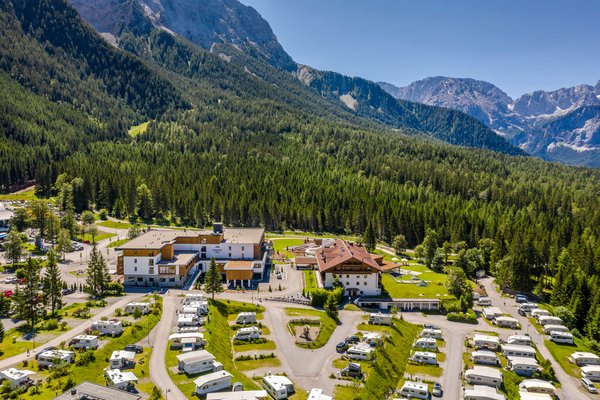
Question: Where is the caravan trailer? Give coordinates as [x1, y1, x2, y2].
[502, 344, 536, 359]
[368, 313, 392, 325]
[518, 379, 556, 394]
[471, 350, 500, 366]
[177, 350, 218, 374]
[507, 356, 539, 376]
[582, 366, 600, 382]
[549, 331, 574, 344]
[398, 381, 429, 400]
[543, 324, 569, 334]
[473, 334, 500, 350]
[233, 327, 262, 341]
[413, 338, 437, 350]
[477, 297, 492, 306]
[69, 335, 99, 350]
[420, 328, 443, 339]
[464, 385, 506, 400]
[177, 314, 202, 327]
[124, 302, 152, 315]
[109, 350, 136, 369]
[37, 350, 75, 368]
[235, 312, 257, 325]
[346, 344, 374, 361]
[262, 375, 295, 400]
[538, 316, 563, 326]
[507, 335, 532, 346]
[494, 316, 519, 329]
[168, 332, 205, 350]
[571, 352, 600, 366]
[411, 351, 437, 365]
[183, 293, 205, 305]
[194, 371, 233, 395]
[465, 366, 503, 388]
[531, 309, 551, 320]
[91, 319, 123, 337]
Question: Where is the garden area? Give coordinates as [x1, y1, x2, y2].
[284, 308, 337, 349]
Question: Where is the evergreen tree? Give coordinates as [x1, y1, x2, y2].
[137, 183, 154, 220]
[4, 228, 23, 267]
[10, 208, 30, 232]
[204, 257, 223, 300]
[43, 250, 63, 316]
[86, 244, 111, 298]
[0, 320, 4, 343]
[421, 228, 439, 269]
[56, 228, 72, 260]
[325, 294, 339, 321]
[363, 220, 376, 252]
[12, 258, 45, 329]
[30, 201, 50, 241]
[392, 234, 407, 255]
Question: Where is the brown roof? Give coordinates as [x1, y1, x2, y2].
[295, 256, 317, 265]
[316, 240, 381, 273]
[224, 261, 254, 270]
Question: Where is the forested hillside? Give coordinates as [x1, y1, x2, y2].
[1, 0, 600, 308]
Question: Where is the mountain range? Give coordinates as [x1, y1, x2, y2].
[66, 0, 521, 156]
[379, 77, 600, 167]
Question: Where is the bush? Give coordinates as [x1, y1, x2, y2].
[310, 289, 330, 307]
[38, 319, 59, 331]
[447, 309, 477, 324]
[75, 351, 96, 366]
[98, 209, 108, 220]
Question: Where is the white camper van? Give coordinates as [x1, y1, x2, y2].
[477, 297, 492, 307]
[413, 337, 437, 350]
[420, 328, 443, 339]
[235, 312, 257, 325]
[398, 381, 429, 400]
[262, 375, 295, 400]
[69, 335, 99, 350]
[549, 331, 574, 344]
[411, 351, 437, 365]
[233, 326, 262, 341]
[91, 319, 123, 337]
[346, 344, 374, 361]
[368, 313, 392, 325]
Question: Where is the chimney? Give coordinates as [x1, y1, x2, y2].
[213, 222, 223, 234]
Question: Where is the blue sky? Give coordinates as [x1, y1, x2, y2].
[240, 0, 600, 98]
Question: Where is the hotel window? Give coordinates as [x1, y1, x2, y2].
[149, 259, 154, 266]
[364, 282, 367, 285]
[346, 275, 349, 278]
[229, 246, 231, 250]
[134, 259, 137, 264]
[242, 254, 245, 258]
[149, 267, 154, 274]
[229, 253, 231, 257]
[364, 275, 367, 278]
[134, 267, 137, 272]
[346, 282, 349, 286]
[242, 246, 245, 250]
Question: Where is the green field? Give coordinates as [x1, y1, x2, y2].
[381, 273, 452, 299]
[233, 340, 277, 352]
[544, 338, 585, 377]
[75, 230, 116, 243]
[285, 307, 337, 348]
[272, 238, 304, 259]
[236, 356, 281, 371]
[128, 120, 151, 136]
[303, 270, 318, 292]
[108, 238, 131, 248]
[0, 186, 40, 201]
[334, 319, 420, 400]
[406, 363, 443, 377]
[97, 220, 136, 229]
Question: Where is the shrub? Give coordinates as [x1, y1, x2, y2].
[98, 209, 108, 220]
[75, 351, 96, 366]
[447, 309, 477, 324]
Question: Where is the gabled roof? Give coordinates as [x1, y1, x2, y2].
[316, 240, 381, 273]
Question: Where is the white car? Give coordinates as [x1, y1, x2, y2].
[3, 277, 17, 284]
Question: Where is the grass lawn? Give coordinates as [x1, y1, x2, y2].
[545, 338, 585, 377]
[266, 231, 358, 241]
[235, 357, 281, 371]
[381, 273, 452, 299]
[334, 319, 420, 400]
[129, 120, 151, 136]
[234, 340, 276, 352]
[0, 186, 40, 201]
[343, 304, 363, 311]
[284, 307, 337, 349]
[303, 270, 318, 293]
[75, 230, 116, 243]
[97, 220, 136, 229]
[108, 238, 131, 248]
[272, 238, 304, 259]
[405, 363, 443, 377]
[29, 298, 162, 399]
[502, 370, 525, 399]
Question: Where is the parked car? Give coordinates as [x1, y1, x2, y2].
[336, 342, 348, 353]
[345, 336, 360, 344]
[515, 294, 529, 303]
[3, 277, 17, 284]
[424, 324, 439, 330]
[17, 278, 25, 284]
[3, 290, 13, 298]
[62, 288, 75, 295]
[72, 242, 83, 251]
[124, 344, 143, 354]
[432, 383, 443, 397]
[582, 377, 598, 394]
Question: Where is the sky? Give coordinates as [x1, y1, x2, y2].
[240, 0, 600, 98]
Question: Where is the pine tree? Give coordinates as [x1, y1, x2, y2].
[363, 220, 376, 252]
[43, 250, 63, 316]
[86, 244, 110, 298]
[12, 258, 45, 329]
[204, 257, 223, 300]
[421, 228, 439, 269]
[56, 228, 72, 260]
[392, 234, 407, 255]
[0, 320, 4, 343]
[4, 228, 23, 267]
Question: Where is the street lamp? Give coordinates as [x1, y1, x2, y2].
[166, 388, 171, 400]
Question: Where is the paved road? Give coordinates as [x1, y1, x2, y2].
[149, 292, 188, 400]
[479, 277, 594, 400]
[0, 294, 138, 370]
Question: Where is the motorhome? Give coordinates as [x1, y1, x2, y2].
[262, 375, 295, 400]
[502, 344, 536, 359]
[537, 316, 563, 326]
[549, 331, 574, 344]
[194, 371, 233, 396]
[507, 356, 539, 376]
[37, 350, 76, 368]
[465, 366, 503, 388]
[124, 302, 152, 315]
[464, 385, 506, 400]
[543, 324, 569, 334]
[411, 351, 437, 365]
[346, 344, 374, 361]
[91, 319, 123, 337]
[233, 326, 262, 341]
[482, 307, 502, 320]
[168, 332, 205, 350]
[473, 334, 500, 350]
[518, 379, 556, 394]
[471, 350, 500, 366]
[206, 391, 269, 400]
[235, 312, 257, 325]
[177, 314, 202, 327]
[307, 388, 332, 400]
[182, 304, 209, 316]
[183, 293, 205, 305]
[571, 352, 600, 366]
[413, 337, 437, 350]
[477, 297, 493, 307]
[362, 332, 383, 347]
[109, 350, 136, 369]
[531, 309, 551, 320]
[581, 366, 600, 382]
[518, 303, 539, 313]
[0, 369, 35, 388]
[177, 350, 218, 374]
[368, 313, 392, 325]
[398, 381, 429, 400]
[506, 335, 532, 346]
[69, 335, 99, 350]
[420, 328, 443, 339]
[104, 369, 138, 391]
[494, 316, 519, 329]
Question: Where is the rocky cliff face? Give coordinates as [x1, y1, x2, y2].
[379, 77, 600, 167]
[68, 0, 297, 71]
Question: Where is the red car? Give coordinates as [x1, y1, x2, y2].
[3, 290, 13, 298]
[17, 278, 25, 284]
